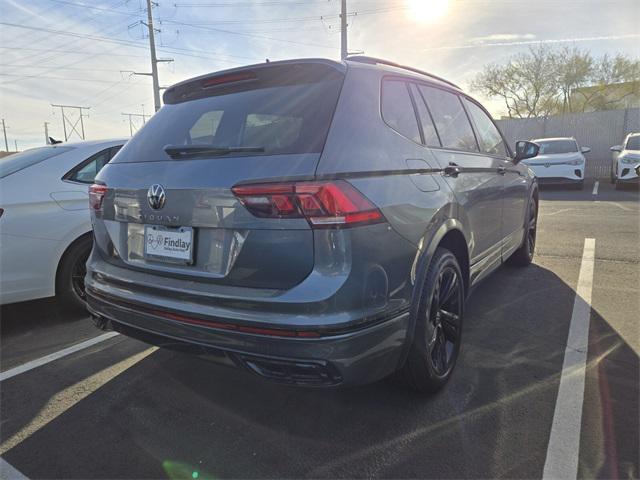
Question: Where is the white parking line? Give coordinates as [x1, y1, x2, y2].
[592, 181, 599, 195]
[543, 238, 595, 480]
[0, 332, 119, 382]
[0, 457, 29, 480]
[0, 346, 157, 455]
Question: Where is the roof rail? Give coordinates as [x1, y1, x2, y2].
[346, 55, 460, 90]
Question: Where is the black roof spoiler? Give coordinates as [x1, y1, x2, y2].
[163, 58, 346, 105]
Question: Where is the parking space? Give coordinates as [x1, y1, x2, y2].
[1, 179, 638, 479]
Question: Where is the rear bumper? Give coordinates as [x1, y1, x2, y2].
[86, 288, 411, 386]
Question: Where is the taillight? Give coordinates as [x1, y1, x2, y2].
[89, 184, 108, 211]
[231, 180, 385, 228]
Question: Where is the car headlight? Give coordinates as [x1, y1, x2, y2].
[620, 156, 638, 164]
[567, 159, 584, 165]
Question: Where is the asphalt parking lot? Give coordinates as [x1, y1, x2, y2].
[1, 179, 638, 480]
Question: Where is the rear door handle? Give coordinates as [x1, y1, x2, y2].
[444, 163, 461, 177]
[498, 166, 507, 175]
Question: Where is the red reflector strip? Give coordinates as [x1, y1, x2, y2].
[202, 71, 257, 88]
[150, 309, 321, 338]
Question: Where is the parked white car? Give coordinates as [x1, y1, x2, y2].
[0, 139, 125, 308]
[520, 137, 590, 189]
[610, 132, 640, 189]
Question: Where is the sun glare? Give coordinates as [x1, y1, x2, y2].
[406, 0, 450, 23]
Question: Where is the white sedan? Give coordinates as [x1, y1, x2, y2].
[0, 139, 126, 309]
[610, 132, 640, 189]
[521, 137, 590, 189]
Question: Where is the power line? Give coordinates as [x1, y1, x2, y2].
[162, 20, 338, 50]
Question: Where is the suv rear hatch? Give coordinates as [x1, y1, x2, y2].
[92, 60, 346, 290]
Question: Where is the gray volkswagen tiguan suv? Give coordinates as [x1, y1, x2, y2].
[87, 56, 539, 392]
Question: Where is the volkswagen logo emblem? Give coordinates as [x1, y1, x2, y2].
[147, 184, 166, 210]
[544, 162, 551, 168]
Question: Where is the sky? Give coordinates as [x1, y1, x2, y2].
[1, 0, 639, 150]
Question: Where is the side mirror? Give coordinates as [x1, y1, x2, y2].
[580, 146, 591, 154]
[514, 140, 539, 163]
[610, 145, 622, 153]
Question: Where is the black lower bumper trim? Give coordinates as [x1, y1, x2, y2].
[106, 318, 343, 386]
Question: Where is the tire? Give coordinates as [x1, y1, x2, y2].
[56, 235, 92, 312]
[507, 195, 537, 267]
[400, 247, 465, 393]
[573, 181, 584, 190]
[615, 180, 624, 190]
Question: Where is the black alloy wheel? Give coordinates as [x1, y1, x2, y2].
[425, 264, 463, 377]
[401, 247, 465, 393]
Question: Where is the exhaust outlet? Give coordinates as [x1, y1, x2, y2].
[91, 314, 112, 331]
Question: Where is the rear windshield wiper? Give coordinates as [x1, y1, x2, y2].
[164, 144, 265, 159]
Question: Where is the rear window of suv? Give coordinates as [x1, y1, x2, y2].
[113, 66, 344, 162]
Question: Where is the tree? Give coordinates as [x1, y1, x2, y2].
[554, 47, 592, 113]
[571, 54, 640, 112]
[471, 47, 640, 118]
[471, 46, 559, 118]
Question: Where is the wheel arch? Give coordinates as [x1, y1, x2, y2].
[397, 219, 470, 370]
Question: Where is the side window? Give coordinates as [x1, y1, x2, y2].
[409, 84, 440, 147]
[67, 147, 113, 184]
[419, 85, 479, 152]
[462, 98, 507, 156]
[381, 79, 421, 144]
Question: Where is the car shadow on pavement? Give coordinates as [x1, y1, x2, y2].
[1, 264, 638, 479]
[0, 297, 94, 370]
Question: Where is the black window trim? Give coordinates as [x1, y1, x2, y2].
[62, 145, 122, 185]
[459, 94, 513, 159]
[412, 83, 443, 148]
[379, 75, 513, 159]
[415, 81, 481, 154]
[380, 76, 424, 147]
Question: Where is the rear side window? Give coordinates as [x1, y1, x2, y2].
[114, 67, 344, 162]
[0, 146, 74, 179]
[410, 84, 440, 147]
[381, 80, 421, 144]
[67, 145, 122, 183]
[462, 98, 507, 156]
[419, 86, 478, 152]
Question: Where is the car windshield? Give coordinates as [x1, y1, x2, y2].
[0, 146, 74, 178]
[535, 140, 578, 154]
[625, 136, 640, 150]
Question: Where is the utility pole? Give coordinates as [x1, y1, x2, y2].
[51, 104, 90, 141]
[44, 122, 50, 144]
[340, 0, 348, 60]
[136, 0, 172, 112]
[14, 140, 18, 152]
[146, 0, 161, 112]
[1, 118, 8, 152]
[122, 112, 150, 136]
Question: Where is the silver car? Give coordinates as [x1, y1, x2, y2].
[86, 57, 539, 392]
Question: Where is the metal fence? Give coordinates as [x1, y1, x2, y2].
[496, 108, 640, 178]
